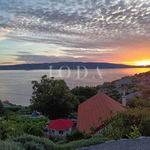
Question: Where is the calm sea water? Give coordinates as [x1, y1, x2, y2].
[0, 68, 149, 106]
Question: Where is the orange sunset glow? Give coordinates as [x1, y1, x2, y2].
[133, 60, 150, 66]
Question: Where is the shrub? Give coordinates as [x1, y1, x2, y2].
[100, 113, 129, 139]
[26, 126, 44, 137]
[126, 125, 141, 139]
[55, 136, 109, 150]
[0, 115, 48, 138]
[0, 120, 7, 140]
[66, 129, 91, 142]
[100, 108, 150, 139]
[0, 141, 23, 150]
[50, 136, 65, 144]
[12, 134, 109, 150]
[13, 134, 55, 150]
[24, 141, 44, 150]
[140, 118, 150, 136]
[121, 108, 150, 126]
[128, 99, 150, 108]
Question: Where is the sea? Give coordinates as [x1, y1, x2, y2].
[0, 68, 149, 106]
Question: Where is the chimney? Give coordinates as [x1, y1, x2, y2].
[122, 88, 127, 107]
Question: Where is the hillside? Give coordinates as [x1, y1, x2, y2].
[99, 71, 150, 102]
[0, 62, 147, 70]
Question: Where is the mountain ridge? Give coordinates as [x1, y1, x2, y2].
[0, 62, 149, 70]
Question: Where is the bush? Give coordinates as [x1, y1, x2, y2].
[0, 115, 48, 138]
[12, 134, 109, 150]
[100, 113, 129, 139]
[126, 125, 141, 139]
[122, 108, 150, 126]
[26, 126, 44, 137]
[0, 141, 22, 150]
[13, 134, 55, 150]
[66, 129, 91, 142]
[0, 120, 7, 140]
[11, 134, 109, 150]
[55, 136, 109, 150]
[100, 108, 150, 139]
[140, 118, 150, 136]
[128, 99, 150, 108]
[50, 136, 65, 144]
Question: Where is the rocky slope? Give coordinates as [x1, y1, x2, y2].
[98, 71, 150, 102]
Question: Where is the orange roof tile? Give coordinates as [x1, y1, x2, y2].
[77, 93, 125, 133]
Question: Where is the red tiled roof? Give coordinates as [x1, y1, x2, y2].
[77, 93, 125, 133]
[48, 119, 73, 131]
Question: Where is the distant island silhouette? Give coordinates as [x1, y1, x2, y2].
[0, 62, 149, 70]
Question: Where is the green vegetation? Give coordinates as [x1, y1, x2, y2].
[66, 129, 91, 142]
[0, 115, 48, 139]
[0, 134, 109, 150]
[128, 98, 150, 108]
[0, 100, 4, 116]
[30, 75, 79, 119]
[12, 135, 55, 150]
[140, 118, 150, 136]
[0, 141, 22, 150]
[55, 136, 109, 150]
[71, 86, 98, 103]
[126, 125, 141, 139]
[101, 108, 150, 139]
[2, 105, 150, 149]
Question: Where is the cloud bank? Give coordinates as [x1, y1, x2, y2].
[0, 0, 150, 64]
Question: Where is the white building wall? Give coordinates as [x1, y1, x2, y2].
[48, 128, 72, 137]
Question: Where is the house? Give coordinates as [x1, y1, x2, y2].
[47, 119, 73, 137]
[77, 93, 125, 134]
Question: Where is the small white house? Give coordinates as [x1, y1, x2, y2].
[47, 119, 73, 137]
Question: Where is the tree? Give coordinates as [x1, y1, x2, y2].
[0, 100, 4, 116]
[98, 83, 121, 101]
[30, 75, 78, 119]
[71, 86, 97, 103]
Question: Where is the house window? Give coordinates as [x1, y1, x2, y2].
[59, 130, 64, 135]
[51, 130, 55, 135]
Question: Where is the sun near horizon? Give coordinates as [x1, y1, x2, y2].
[126, 60, 150, 67]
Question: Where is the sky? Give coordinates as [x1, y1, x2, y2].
[0, 0, 150, 66]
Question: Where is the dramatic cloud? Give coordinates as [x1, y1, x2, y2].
[0, 0, 150, 64]
[0, 29, 11, 41]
